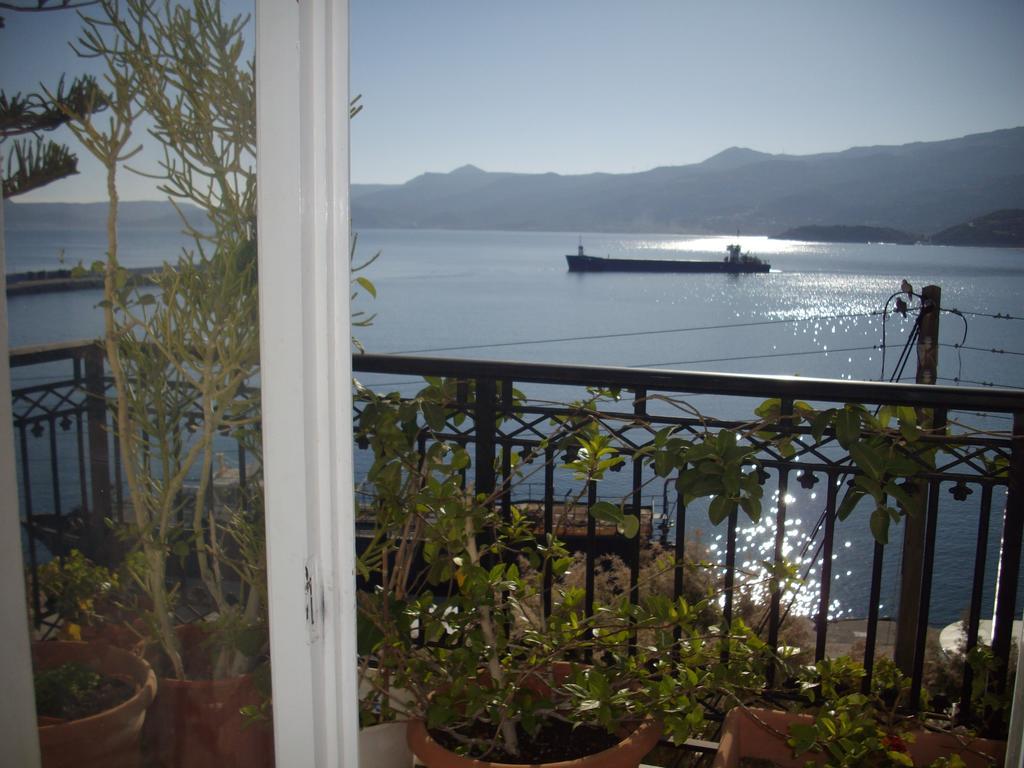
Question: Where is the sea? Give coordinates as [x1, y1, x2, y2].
[5, 225, 1024, 628]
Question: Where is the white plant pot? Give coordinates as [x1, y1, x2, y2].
[359, 722, 413, 768]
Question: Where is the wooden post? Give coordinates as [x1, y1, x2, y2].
[894, 285, 940, 674]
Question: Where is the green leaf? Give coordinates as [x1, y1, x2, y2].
[853, 475, 883, 502]
[355, 276, 377, 298]
[811, 409, 834, 442]
[589, 501, 622, 525]
[897, 406, 917, 428]
[652, 451, 675, 477]
[708, 495, 736, 525]
[754, 398, 781, 420]
[716, 429, 737, 452]
[619, 514, 640, 539]
[877, 405, 897, 428]
[835, 408, 861, 449]
[738, 495, 761, 523]
[885, 481, 918, 513]
[849, 441, 885, 481]
[837, 487, 866, 520]
[900, 420, 920, 443]
[870, 508, 891, 544]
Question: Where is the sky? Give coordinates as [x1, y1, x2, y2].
[3, 0, 1023, 201]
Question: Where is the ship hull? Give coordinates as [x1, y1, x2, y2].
[566, 254, 770, 273]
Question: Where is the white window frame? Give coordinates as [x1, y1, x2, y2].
[0, 2, 359, 766]
[0, 198, 43, 768]
[256, 0, 360, 766]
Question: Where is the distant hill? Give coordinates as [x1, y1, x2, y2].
[930, 209, 1024, 247]
[773, 225, 918, 245]
[3, 200, 210, 232]
[351, 127, 1024, 235]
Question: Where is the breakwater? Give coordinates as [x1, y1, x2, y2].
[5, 266, 161, 296]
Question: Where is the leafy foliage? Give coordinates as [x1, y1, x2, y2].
[787, 657, 989, 768]
[354, 381, 783, 760]
[0, 75, 108, 197]
[36, 549, 119, 639]
[53, 0, 267, 682]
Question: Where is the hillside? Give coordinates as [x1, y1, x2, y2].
[351, 127, 1024, 235]
[773, 225, 917, 245]
[930, 209, 1024, 247]
[3, 200, 210, 232]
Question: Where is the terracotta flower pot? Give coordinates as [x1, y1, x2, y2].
[143, 624, 273, 768]
[711, 706, 1006, 768]
[80, 618, 147, 654]
[406, 717, 662, 768]
[33, 640, 157, 768]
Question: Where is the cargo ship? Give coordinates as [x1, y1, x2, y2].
[565, 243, 770, 273]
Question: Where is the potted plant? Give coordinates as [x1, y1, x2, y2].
[33, 639, 157, 768]
[54, 1, 271, 765]
[354, 381, 780, 767]
[711, 656, 1006, 768]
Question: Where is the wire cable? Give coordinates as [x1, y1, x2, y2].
[937, 376, 1024, 390]
[638, 345, 879, 369]
[950, 310, 1024, 322]
[943, 343, 1024, 357]
[389, 311, 886, 356]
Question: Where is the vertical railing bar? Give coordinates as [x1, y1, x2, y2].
[542, 445, 554, 619]
[960, 483, 993, 724]
[19, 424, 41, 626]
[672, 480, 686, 652]
[628, 448, 643, 656]
[585, 483, 598, 663]
[768, 466, 789, 685]
[633, 387, 647, 418]
[630, 386, 646, 652]
[862, 536, 886, 692]
[500, 379, 513, 415]
[412, 430, 428, 650]
[815, 472, 839, 661]
[910, 475, 942, 709]
[673, 479, 685, 603]
[908, 407, 948, 706]
[237, 442, 249, 514]
[48, 417, 64, 561]
[500, 437, 512, 521]
[722, 505, 738, 663]
[474, 377, 496, 498]
[73, 355, 90, 528]
[585, 480, 597, 625]
[991, 411, 1024, 701]
[206, 442, 217, 531]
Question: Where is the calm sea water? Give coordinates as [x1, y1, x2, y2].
[6, 225, 1024, 626]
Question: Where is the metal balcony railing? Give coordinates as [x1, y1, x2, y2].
[10, 342, 1024, 735]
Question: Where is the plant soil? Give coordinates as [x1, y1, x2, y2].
[37, 672, 134, 721]
[430, 719, 621, 763]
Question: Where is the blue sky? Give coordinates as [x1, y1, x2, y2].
[3, 0, 1023, 201]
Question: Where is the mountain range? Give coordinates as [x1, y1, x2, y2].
[2, 200, 210, 232]
[5, 128, 1022, 239]
[351, 127, 1024, 235]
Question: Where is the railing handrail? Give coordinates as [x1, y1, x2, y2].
[352, 353, 1024, 413]
[12, 343, 1023, 413]
[9, 339, 100, 368]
